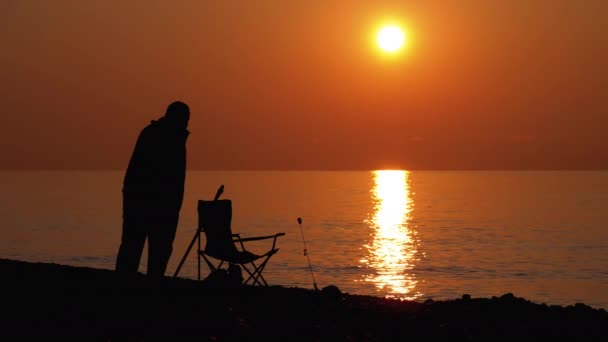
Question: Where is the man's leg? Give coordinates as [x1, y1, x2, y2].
[116, 210, 147, 274]
[147, 214, 179, 277]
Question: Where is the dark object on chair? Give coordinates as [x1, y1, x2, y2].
[200, 264, 242, 289]
[173, 187, 285, 286]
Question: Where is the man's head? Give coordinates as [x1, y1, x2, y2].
[165, 101, 190, 129]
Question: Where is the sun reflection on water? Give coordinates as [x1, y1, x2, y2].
[360, 170, 420, 299]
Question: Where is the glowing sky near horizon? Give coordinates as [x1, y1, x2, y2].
[1, 0, 607, 170]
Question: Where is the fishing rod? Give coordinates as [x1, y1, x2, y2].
[297, 217, 319, 291]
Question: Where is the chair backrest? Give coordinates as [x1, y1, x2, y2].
[198, 199, 239, 260]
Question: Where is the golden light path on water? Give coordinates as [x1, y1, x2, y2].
[360, 170, 421, 300]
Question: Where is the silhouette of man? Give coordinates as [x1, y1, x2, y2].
[116, 101, 190, 277]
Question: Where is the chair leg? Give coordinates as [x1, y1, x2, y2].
[242, 253, 276, 286]
[173, 230, 200, 278]
[252, 260, 271, 286]
[241, 263, 265, 286]
[252, 258, 271, 286]
[200, 253, 217, 273]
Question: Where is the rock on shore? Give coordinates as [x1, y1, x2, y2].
[1, 258, 606, 341]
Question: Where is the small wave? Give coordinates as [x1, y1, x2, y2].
[69, 256, 113, 263]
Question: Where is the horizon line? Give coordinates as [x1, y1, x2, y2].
[1, 168, 607, 172]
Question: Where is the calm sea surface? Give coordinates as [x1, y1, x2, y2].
[1, 171, 607, 308]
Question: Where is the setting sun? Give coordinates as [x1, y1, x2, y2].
[377, 25, 406, 53]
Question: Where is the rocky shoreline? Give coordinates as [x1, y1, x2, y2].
[1, 258, 606, 341]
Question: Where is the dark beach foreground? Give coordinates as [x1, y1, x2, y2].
[1, 259, 606, 341]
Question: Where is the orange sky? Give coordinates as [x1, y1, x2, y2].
[1, 0, 607, 170]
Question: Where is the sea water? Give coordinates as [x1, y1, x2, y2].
[1, 171, 607, 309]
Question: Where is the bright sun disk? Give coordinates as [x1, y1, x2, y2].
[377, 25, 405, 53]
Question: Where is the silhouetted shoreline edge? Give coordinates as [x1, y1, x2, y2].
[2, 258, 606, 340]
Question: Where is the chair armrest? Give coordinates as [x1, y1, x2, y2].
[235, 233, 284, 242]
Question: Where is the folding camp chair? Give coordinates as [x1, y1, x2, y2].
[174, 197, 285, 286]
